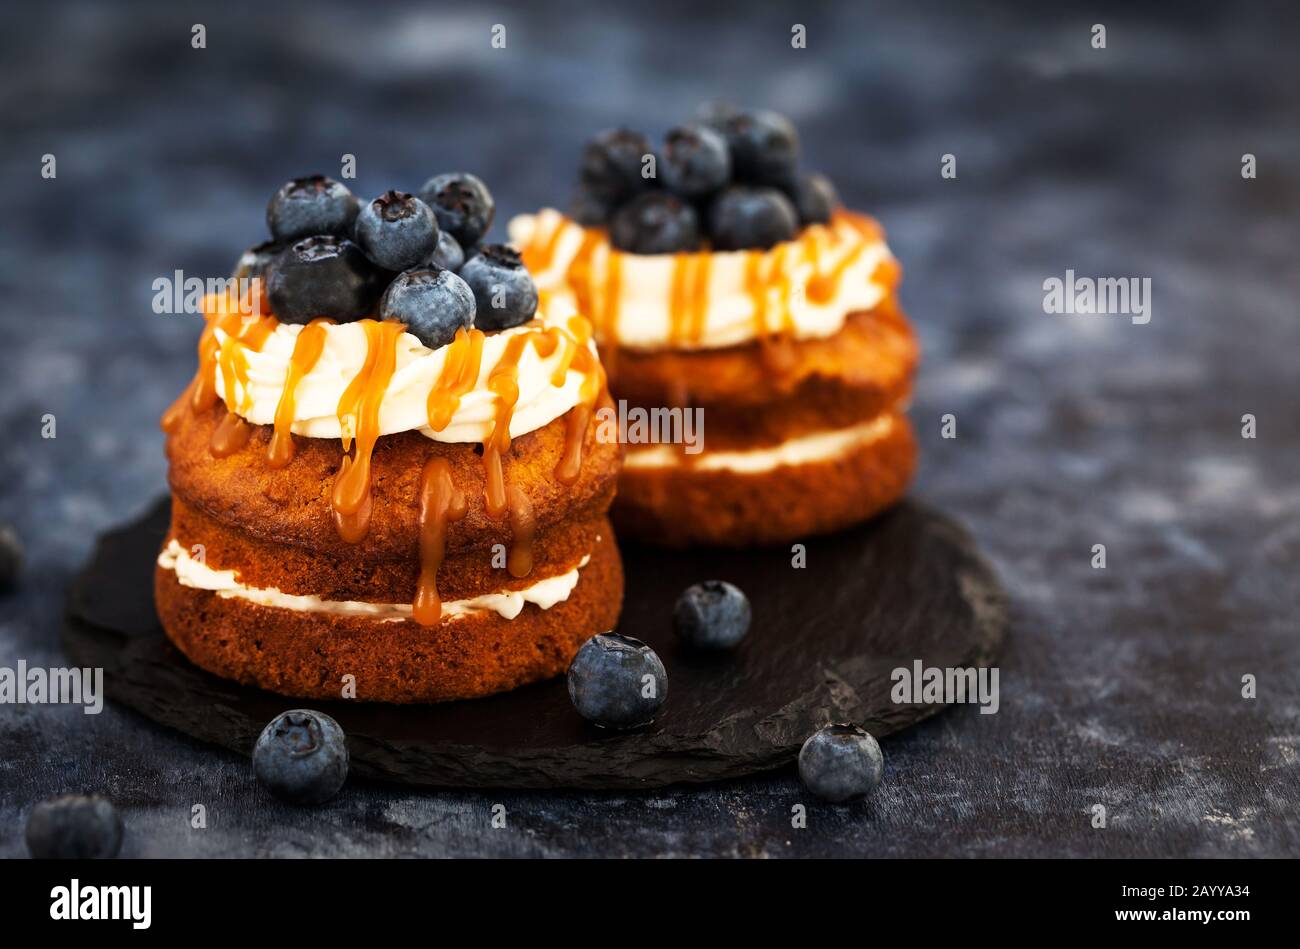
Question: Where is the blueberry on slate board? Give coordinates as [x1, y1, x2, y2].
[253, 709, 349, 805]
[790, 172, 838, 226]
[266, 175, 360, 243]
[26, 794, 123, 859]
[354, 190, 440, 272]
[609, 192, 702, 254]
[267, 236, 385, 324]
[718, 109, 800, 187]
[423, 230, 465, 272]
[660, 124, 731, 199]
[673, 580, 751, 649]
[567, 633, 668, 729]
[581, 128, 656, 204]
[458, 244, 539, 330]
[0, 523, 21, 592]
[380, 268, 476, 350]
[708, 186, 799, 251]
[798, 723, 884, 802]
[419, 172, 495, 248]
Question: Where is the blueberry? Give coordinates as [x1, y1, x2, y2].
[419, 172, 495, 248]
[798, 724, 884, 802]
[719, 110, 800, 187]
[424, 230, 465, 272]
[695, 99, 742, 130]
[253, 709, 349, 805]
[567, 633, 668, 729]
[458, 244, 539, 331]
[380, 268, 475, 350]
[791, 172, 838, 226]
[266, 175, 360, 243]
[267, 236, 385, 324]
[231, 238, 286, 283]
[580, 128, 656, 204]
[0, 523, 21, 592]
[568, 186, 612, 227]
[708, 186, 799, 250]
[610, 193, 702, 255]
[660, 124, 731, 199]
[673, 580, 751, 650]
[354, 190, 440, 272]
[26, 794, 123, 859]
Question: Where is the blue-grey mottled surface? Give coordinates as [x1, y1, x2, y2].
[1, 0, 1297, 857]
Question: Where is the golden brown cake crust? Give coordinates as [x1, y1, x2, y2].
[165, 397, 621, 560]
[155, 523, 623, 703]
[612, 412, 917, 547]
[605, 303, 918, 448]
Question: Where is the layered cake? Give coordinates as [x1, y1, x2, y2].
[511, 107, 918, 546]
[156, 172, 622, 702]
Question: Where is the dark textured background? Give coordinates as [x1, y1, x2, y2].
[1, 0, 1297, 857]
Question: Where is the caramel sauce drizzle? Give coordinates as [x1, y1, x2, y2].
[330, 320, 406, 543]
[267, 319, 331, 468]
[412, 456, 467, 626]
[505, 484, 536, 579]
[425, 327, 487, 432]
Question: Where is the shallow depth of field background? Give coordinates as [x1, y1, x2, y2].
[0, 0, 1297, 856]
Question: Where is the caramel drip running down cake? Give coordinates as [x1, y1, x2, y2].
[156, 172, 623, 703]
[511, 107, 918, 546]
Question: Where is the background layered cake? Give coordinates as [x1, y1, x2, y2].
[156, 173, 622, 703]
[511, 106, 918, 546]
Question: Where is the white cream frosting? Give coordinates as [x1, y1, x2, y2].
[509, 208, 895, 351]
[212, 308, 592, 443]
[158, 539, 590, 623]
[623, 413, 896, 474]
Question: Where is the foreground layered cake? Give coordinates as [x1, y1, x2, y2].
[157, 173, 622, 703]
[512, 109, 918, 546]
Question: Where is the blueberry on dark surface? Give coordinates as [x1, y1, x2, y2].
[458, 244, 539, 330]
[0, 523, 21, 592]
[231, 238, 286, 283]
[660, 124, 731, 199]
[253, 709, 349, 805]
[791, 172, 838, 226]
[267, 236, 385, 324]
[26, 794, 123, 859]
[719, 109, 800, 187]
[567, 633, 668, 729]
[609, 192, 702, 255]
[798, 723, 884, 802]
[568, 186, 612, 227]
[354, 190, 440, 272]
[424, 230, 465, 272]
[266, 175, 360, 243]
[708, 186, 799, 250]
[580, 128, 656, 203]
[419, 172, 495, 248]
[673, 580, 751, 650]
[380, 268, 476, 350]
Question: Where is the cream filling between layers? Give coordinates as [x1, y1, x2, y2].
[624, 413, 896, 474]
[509, 208, 895, 351]
[212, 308, 593, 443]
[157, 539, 591, 623]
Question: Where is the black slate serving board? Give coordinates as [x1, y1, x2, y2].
[63, 496, 1005, 790]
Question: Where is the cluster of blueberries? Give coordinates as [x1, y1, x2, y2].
[239, 173, 538, 350]
[571, 104, 839, 255]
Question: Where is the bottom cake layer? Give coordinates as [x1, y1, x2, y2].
[613, 411, 917, 547]
[155, 524, 624, 703]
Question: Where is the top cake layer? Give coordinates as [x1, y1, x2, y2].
[208, 294, 598, 444]
[510, 208, 899, 353]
